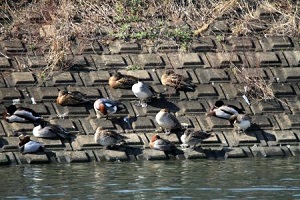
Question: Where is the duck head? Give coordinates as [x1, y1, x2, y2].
[18, 134, 31, 147]
[5, 105, 17, 115]
[151, 134, 160, 143]
[214, 100, 225, 108]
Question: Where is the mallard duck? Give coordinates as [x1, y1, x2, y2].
[132, 81, 156, 107]
[155, 108, 182, 134]
[33, 120, 71, 139]
[55, 89, 90, 106]
[229, 114, 251, 133]
[149, 134, 175, 152]
[3, 105, 42, 123]
[161, 70, 195, 91]
[94, 127, 125, 149]
[180, 129, 214, 149]
[206, 100, 244, 120]
[109, 72, 138, 89]
[93, 98, 123, 119]
[18, 134, 44, 154]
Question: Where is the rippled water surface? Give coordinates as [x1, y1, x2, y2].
[1, 158, 300, 199]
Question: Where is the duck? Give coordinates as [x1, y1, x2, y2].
[149, 134, 175, 152]
[94, 98, 123, 119]
[3, 105, 42, 123]
[206, 100, 244, 120]
[109, 72, 138, 89]
[132, 81, 157, 107]
[229, 114, 251, 133]
[33, 120, 71, 139]
[180, 129, 214, 149]
[55, 89, 90, 106]
[18, 134, 44, 154]
[155, 108, 182, 134]
[161, 69, 195, 91]
[94, 127, 126, 149]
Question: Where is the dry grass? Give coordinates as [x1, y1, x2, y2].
[0, 0, 299, 89]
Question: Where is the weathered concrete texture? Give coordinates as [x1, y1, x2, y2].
[0, 36, 300, 165]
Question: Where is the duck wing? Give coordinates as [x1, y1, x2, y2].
[48, 124, 70, 139]
[116, 76, 138, 89]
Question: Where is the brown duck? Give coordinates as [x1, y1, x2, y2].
[161, 70, 195, 91]
[109, 72, 138, 89]
[55, 89, 91, 106]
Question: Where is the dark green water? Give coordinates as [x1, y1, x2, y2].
[1, 158, 300, 199]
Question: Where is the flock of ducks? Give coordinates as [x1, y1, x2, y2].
[2, 70, 252, 155]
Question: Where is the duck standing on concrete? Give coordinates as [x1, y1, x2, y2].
[180, 129, 214, 149]
[206, 100, 244, 120]
[94, 98, 123, 119]
[18, 134, 44, 154]
[55, 89, 90, 106]
[33, 120, 71, 139]
[3, 105, 42, 123]
[155, 108, 182, 134]
[109, 72, 138, 89]
[161, 69, 195, 91]
[94, 127, 125, 149]
[149, 134, 175, 152]
[229, 114, 251, 133]
[132, 81, 156, 107]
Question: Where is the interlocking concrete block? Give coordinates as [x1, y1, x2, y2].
[130, 54, 165, 69]
[2, 122, 34, 136]
[181, 53, 204, 68]
[82, 118, 121, 135]
[272, 83, 296, 97]
[27, 87, 59, 102]
[64, 151, 90, 163]
[4, 72, 35, 87]
[0, 40, 25, 53]
[145, 133, 180, 146]
[250, 115, 279, 130]
[27, 56, 47, 68]
[132, 117, 156, 132]
[260, 36, 296, 51]
[22, 154, 50, 164]
[94, 149, 128, 162]
[225, 147, 247, 158]
[49, 119, 83, 135]
[137, 148, 168, 160]
[183, 149, 207, 159]
[48, 72, 78, 86]
[251, 99, 286, 115]
[210, 21, 230, 33]
[157, 41, 179, 52]
[53, 103, 90, 118]
[0, 57, 11, 69]
[245, 52, 288, 67]
[36, 137, 66, 150]
[276, 114, 300, 130]
[196, 68, 236, 84]
[109, 41, 142, 54]
[283, 51, 300, 67]
[224, 130, 266, 147]
[267, 130, 298, 145]
[72, 135, 98, 150]
[79, 40, 104, 54]
[80, 71, 111, 86]
[186, 84, 223, 100]
[288, 146, 300, 156]
[0, 137, 19, 151]
[273, 67, 300, 83]
[0, 153, 10, 165]
[25, 103, 51, 116]
[222, 37, 262, 52]
[191, 37, 219, 52]
[221, 83, 242, 100]
[176, 100, 207, 116]
[234, 68, 273, 83]
[108, 87, 136, 100]
[206, 52, 243, 68]
[103, 55, 128, 66]
[0, 88, 23, 102]
[123, 133, 143, 145]
[201, 116, 232, 130]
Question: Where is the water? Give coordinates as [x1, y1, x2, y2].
[1, 158, 300, 199]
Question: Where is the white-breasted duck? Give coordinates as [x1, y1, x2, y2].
[155, 108, 182, 134]
[93, 98, 123, 119]
[3, 105, 42, 123]
[94, 127, 126, 149]
[18, 134, 44, 154]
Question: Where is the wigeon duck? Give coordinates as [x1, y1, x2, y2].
[229, 114, 251, 133]
[161, 70, 195, 91]
[206, 100, 244, 120]
[109, 72, 138, 89]
[149, 134, 175, 152]
[155, 108, 182, 134]
[93, 98, 123, 119]
[94, 127, 125, 149]
[180, 129, 214, 149]
[3, 105, 42, 123]
[33, 120, 71, 139]
[18, 134, 44, 154]
[55, 89, 90, 106]
[132, 81, 157, 107]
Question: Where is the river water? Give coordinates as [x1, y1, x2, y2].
[1, 157, 300, 199]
